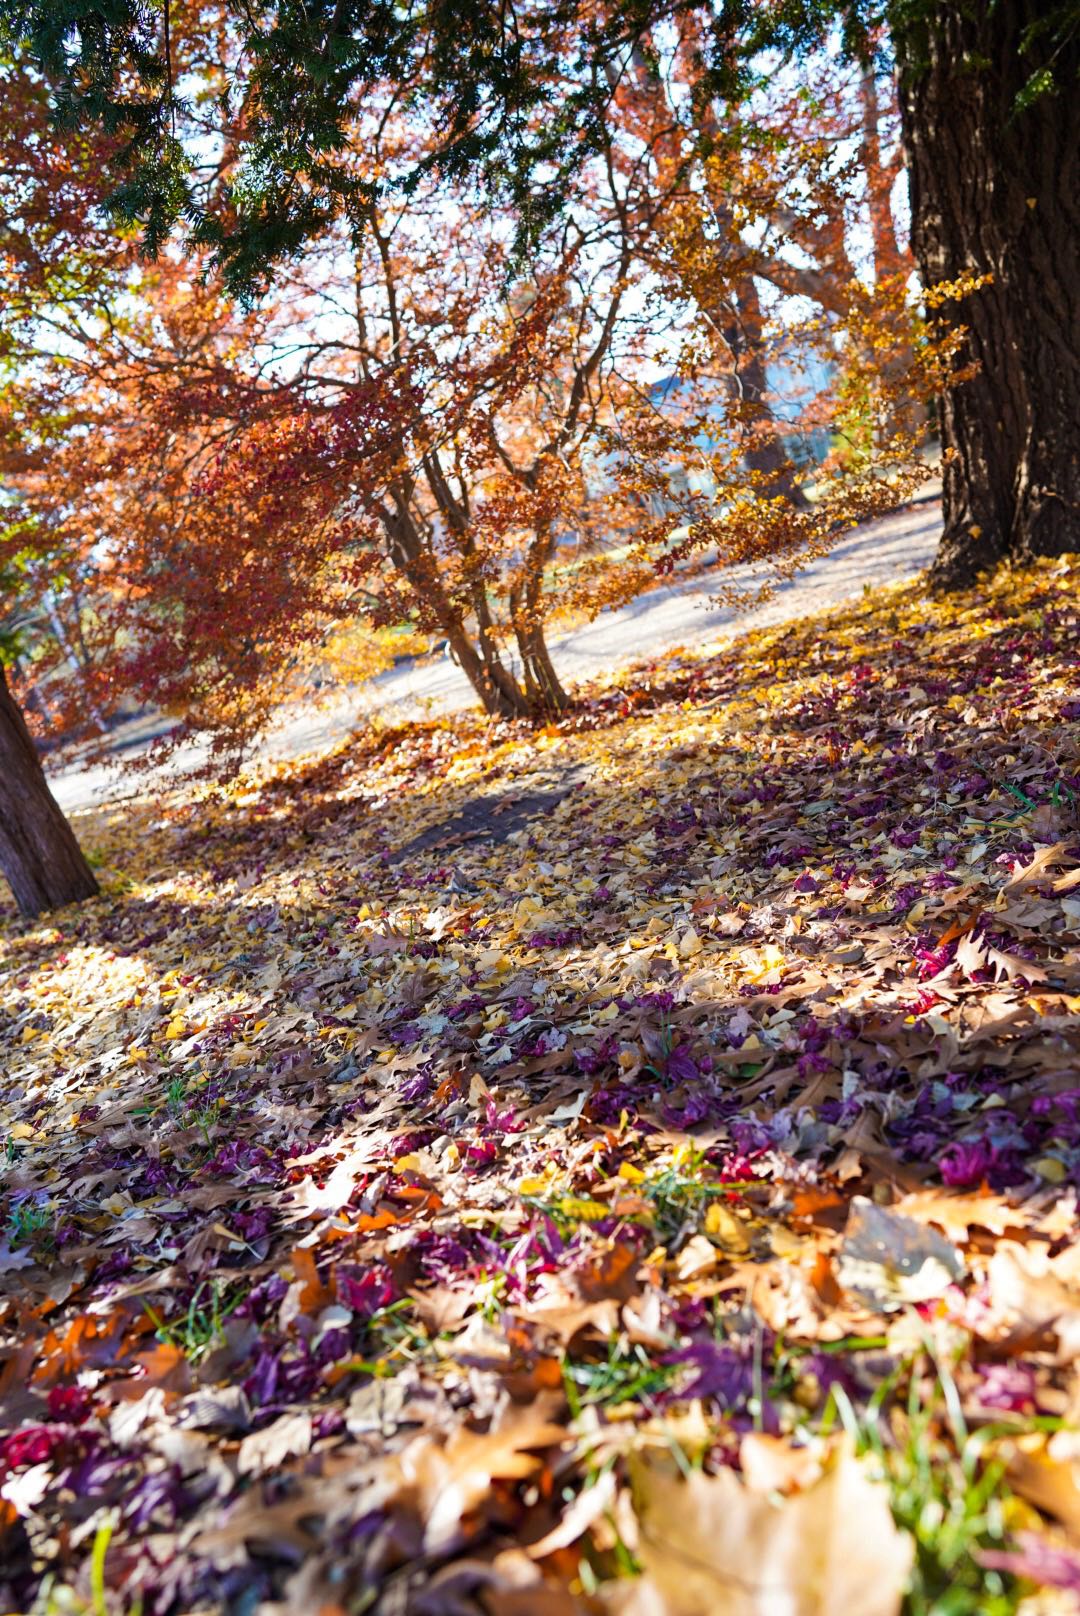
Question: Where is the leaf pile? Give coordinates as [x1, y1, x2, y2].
[2, 556, 1080, 1615]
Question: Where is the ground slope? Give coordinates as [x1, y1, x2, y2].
[2, 554, 1080, 1616]
[47, 496, 942, 813]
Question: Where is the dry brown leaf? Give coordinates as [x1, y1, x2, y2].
[278, 1245, 336, 1328]
[237, 1411, 314, 1476]
[518, 1242, 642, 1343]
[739, 1433, 825, 1495]
[397, 1396, 566, 1553]
[614, 1444, 912, 1615]
[622, 1290, 677, 1351]
[674, 1234, 719, 1282]
[285, 1142, 381, 1219]
[420, 1550, 584, 1615]
[360, 927, 412, 955]
[1002, 1433, 1080, 1537]
[837, 1197, 964, 1310]
[985, 1246, 1080, 1359]
[410, 1285, 478, 1333]
[525, 1469, 618, 1559]
[516, 1291, 623, 1343]
[1004, 844, 1074, 894]
[986, 946, 1049, 984]
[895, 1189, 1033, 1242]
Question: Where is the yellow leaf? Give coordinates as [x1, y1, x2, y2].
[743, 943, 785, 982]
[477, 949, 509, 971]
[705, 1201, 750, 1254]
[1032, 1156, 1068, 1183]
[212, 1222, 247, 1245]
[164, 1016, 186, 1041]
[556, 1197, 610, 1222]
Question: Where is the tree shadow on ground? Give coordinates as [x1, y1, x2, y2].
[1, 558, 1078, 1612]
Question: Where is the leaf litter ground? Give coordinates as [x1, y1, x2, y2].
[3, 556, 1080, 1616]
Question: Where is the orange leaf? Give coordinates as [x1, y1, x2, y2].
[291, 1246, 335, 1312]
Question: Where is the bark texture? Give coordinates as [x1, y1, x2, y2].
[896, 0, 1080, 584]
[0, 665, 99, 918]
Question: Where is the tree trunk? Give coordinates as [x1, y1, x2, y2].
[515, 620, 570, 712]
[895, 0, 1080, 585]
[510, 523, 571, 714]
[451, 626, 534, 719]
[384, 497, 534, 719]
[0, 665, 99, 918]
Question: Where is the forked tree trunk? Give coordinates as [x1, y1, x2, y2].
[514, 620, 570, 713]
[447, 624, 535, 719]
[511, 523, 571, 715]
[0, 665, 99, 918]
[896, 0, 1080, 585]
[384, 499, 536, 719]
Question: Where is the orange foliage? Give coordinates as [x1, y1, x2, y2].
[1, 23, 967, 760]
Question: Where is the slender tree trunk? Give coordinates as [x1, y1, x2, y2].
[384, 498, 533, 719]
[510, 523, 570, 713]
[630, 43, 811, 512]
[514, 621, 570, 712]
[0, 665, 99, 918]
[895, 0, 1080, 585]
[412, 454, 538, 718]
[453, 626, 533, 719]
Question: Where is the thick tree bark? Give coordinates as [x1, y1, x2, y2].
[0, 665, 99, 918]
[895, 0, 1080, 585]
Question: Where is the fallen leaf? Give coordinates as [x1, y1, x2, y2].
[895, 1189, 1031, 1242]
[397, 1397, 567, 1554]
[739, 1433, 825, 1495]
[618, 1444, 912, 1614]
[837, 1198, 964, 1310]
[238, 1411, 314, 1475]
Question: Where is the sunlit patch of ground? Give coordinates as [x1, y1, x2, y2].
[2, 557, 1079, 1615]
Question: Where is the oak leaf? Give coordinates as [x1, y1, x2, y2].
[397, 1397, 566, 1554]
[616, 1444, 912, 1615]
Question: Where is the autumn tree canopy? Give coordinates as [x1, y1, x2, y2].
[2, 14, 939, 775]
[3, 0, 1075, 586]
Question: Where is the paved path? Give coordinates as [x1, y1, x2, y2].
[49, 496, 942, 811]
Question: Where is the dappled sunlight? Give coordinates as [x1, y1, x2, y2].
[1, 558, 1079, 1607]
